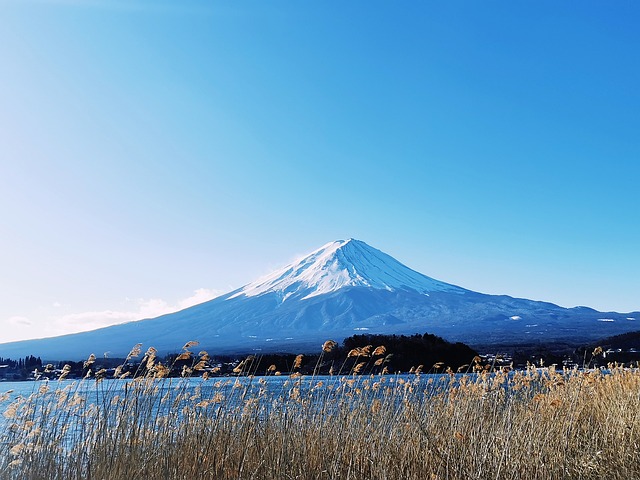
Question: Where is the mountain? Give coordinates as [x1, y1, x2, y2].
[229, 238, 466, 300]
[1, 239, 639, 360]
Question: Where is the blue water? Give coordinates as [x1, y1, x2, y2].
[0, 373, 458, 408]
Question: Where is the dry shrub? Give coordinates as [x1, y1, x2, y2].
[1, 353, 640, 479]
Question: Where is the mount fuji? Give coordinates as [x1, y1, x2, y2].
[2, 239, 639, 360]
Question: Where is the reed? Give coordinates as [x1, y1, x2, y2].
[1, 344, 639, 479]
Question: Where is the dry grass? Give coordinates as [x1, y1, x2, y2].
[1, 346, 640, 479]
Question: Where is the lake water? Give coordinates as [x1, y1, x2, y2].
[0, 373, 458, 411]
[1, 369, 561, 429]
[0, 372, 459, 395]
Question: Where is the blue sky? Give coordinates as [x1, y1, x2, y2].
[1, 1, 639, 343]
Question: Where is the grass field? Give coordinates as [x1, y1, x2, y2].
[1, 344, 639, 479]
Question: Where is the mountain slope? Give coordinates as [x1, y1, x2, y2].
[230, 239, 466, 300]
[1, 239, 638, 360]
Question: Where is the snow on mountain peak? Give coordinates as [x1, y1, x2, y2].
[229, 239, 464, 301]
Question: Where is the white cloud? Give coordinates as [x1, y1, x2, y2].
[177, 288, 221, 310]
[53, 288, 222, 334]
[0, 316, 37, 343]
[0, 288, 222, 344]
[55, 309, 142, 332]
[8, 316, 32, 326]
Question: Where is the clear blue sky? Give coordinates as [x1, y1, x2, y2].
[1, 0, 639, 343]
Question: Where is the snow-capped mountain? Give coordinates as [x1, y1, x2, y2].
[1, 239, 638, 360]
[230, 239, 465, 301]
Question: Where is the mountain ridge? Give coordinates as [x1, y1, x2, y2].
[1, 239, 638, 360]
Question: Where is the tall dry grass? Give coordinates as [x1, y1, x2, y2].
[1, 344, 640, 479]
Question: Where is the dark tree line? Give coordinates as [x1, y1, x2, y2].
[0, 332, 481, 379]
[216, 332, 479, 375]
[342, 333, 478, 373]
[0, 355, 43, 380]
[18, 328, 640, 379]
[0, 355, 42, 370]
